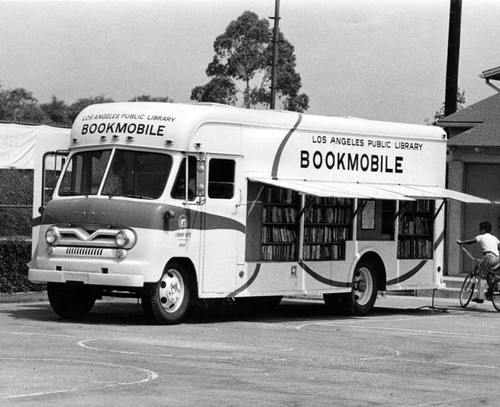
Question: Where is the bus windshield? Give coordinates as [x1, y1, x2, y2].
[58, 149, 173, 200]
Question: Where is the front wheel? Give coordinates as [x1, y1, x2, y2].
[47, 283, 97, 319]
[459, 272, 475, 308]
[143, 263, 191, 325]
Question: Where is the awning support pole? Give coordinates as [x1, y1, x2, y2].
[351, 199, 368, 221]
[433, 199, 447, 221]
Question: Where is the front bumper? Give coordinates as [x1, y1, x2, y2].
[28, 269, 144, 287]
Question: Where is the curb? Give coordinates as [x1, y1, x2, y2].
[0, 291, 47, 304]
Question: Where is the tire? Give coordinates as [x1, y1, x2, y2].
[337, 261, 378, 316]
[143, 263, 191, 325]
[490, 279, 500, 312]
[459, 272, 475, 308]
[47, 282, 97, 319]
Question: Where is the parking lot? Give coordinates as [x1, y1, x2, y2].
[1, 294, 500, 406]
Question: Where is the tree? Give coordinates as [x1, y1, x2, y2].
[0, 87, 49, 123]
[68, 95, 114, 123]
[129, 95, 174, 103]
[191, 77, 237, 105]
[427, 88, 466, 125]
[191, 11, 309, 112]
[41, 96, 72, 126]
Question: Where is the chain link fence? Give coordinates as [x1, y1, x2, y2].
[0, 169, 40, 293]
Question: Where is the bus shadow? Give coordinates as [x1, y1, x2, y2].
[3, 297, 488, 326]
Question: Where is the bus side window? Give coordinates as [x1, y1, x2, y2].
[208, 159, 235, 199]
[171, 156, 196, 200]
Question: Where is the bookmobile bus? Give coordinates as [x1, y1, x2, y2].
[28, 102, 490, 324]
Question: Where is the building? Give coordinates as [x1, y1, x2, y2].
[438, 68, 500, 275]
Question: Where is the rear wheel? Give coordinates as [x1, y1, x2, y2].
[47, 283, 97, 319]
[143, 263, 191, 324]
[490, 279, 500, 312]
[459, 272, 475, 308]
[328, 261, 378, 316]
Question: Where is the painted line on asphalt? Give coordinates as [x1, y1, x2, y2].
[0, 357, 158, 400]
[294, 321, 500, 340]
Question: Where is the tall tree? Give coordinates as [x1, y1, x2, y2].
[0, 87, 49, 123]
[191, 11, 309, 112]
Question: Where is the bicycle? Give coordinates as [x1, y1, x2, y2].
[458, 243, 500, 311]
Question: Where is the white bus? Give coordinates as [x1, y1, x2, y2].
[28, 102, 489, 324]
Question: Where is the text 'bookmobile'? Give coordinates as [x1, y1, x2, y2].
[28, 102, 491, 324]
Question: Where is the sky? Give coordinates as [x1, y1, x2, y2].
[1, 0, 500, 125]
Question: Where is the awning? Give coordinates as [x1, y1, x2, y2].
[370, 184, 493, 204]
[248, 177, 414, 201]
[248, 177, 494, 204]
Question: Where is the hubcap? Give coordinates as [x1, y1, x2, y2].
[353, 267, 373, 306]
[158, 270, 184, 313]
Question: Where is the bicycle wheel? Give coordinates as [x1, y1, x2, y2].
[491, 279, 500, 312]
[459, 272, 475, 308]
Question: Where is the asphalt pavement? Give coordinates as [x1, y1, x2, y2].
[1, 292, 499, 406]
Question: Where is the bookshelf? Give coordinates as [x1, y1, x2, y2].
[397, 200, 434, 259]
[260, 186, 300, 261]
[303, 196, 352, 261]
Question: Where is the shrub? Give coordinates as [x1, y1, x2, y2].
[0, 240, 44, 293]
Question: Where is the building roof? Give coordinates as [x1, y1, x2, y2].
[438, 91, 500, 147]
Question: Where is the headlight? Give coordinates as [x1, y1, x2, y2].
[45, 227, 60, 245]
[115, 229, 136, 248]
[115, 231, 129, 247]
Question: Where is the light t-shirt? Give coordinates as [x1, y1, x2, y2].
[476, 233, 500, 256]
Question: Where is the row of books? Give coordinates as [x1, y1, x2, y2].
[264, 187, 299, 204]
[397, 238, 433, 259]
[262, 226, 297, 243]
[262, 206, 298, 224]
[399, 215, 431, 235]
[304, 206, 351, 224]
[261, 244, 297, 261]
[400, 200, 432, 212]
[303, 226, 348, 243]
[306, 196, 352, 206]
[303, 243, 344, 261]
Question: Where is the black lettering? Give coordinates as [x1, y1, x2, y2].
[395, 156, 403, 173]
[347, 153, 358, 170]
[360, 154, 369, 171]
[300, 150, 310, 168]
[337, 153, 346, 170]
[313, 151, 322, 169]
[325, 151, 335, 169]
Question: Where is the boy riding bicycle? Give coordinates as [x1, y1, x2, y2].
[457, 221, 500, 303]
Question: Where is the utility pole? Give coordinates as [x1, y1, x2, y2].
[444, 0, 462, 117]
[270, 0, 280, 110]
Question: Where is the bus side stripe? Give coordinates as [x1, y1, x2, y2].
[386, 260, 427, 285]
[227, 263, 261, 297]
[271, 114, 303, 179]
[299, 259, 351, 287]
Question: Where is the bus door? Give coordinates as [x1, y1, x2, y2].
[200, 155, 245, 294]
